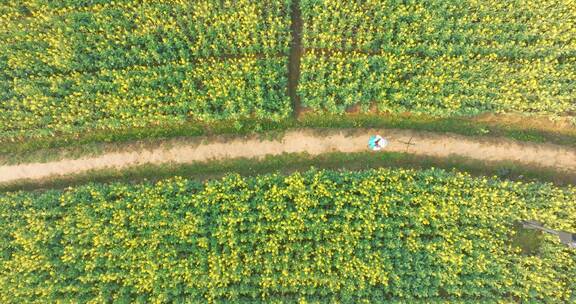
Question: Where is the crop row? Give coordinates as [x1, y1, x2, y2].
[1, 168, 575, 303]
[0, 57, 291, 139]
[2, 0, 575, 142]
[300, 0, 575, 58]
[298, 50, 575, 116]
[298, 0, 576, 117]
[1, 0, 292, 79]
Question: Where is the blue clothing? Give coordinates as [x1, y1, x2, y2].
[368, 135, 380, 150]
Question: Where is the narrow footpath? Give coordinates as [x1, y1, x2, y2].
[1, 129, 574, 184]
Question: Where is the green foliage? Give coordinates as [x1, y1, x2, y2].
[1, 57, 291, 140]
[1, 0, 291, 76]
[510, 224, 543, 256]
[299, 0, 576, 116]
[1, 168, 575, 302]
[0, 0, 292, 141]
[2, 0, 575, 143]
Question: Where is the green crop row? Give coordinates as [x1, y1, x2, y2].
[299, 51, 575, 116]
[1, 0, 291, 78]
[0, 0, 293, 142]
[299, 0, 576, 116]
[1, 0, 575, 144]
[1, 168, 575, 303]
[0, 57, 291, 140]
[300, 0, 575, 56]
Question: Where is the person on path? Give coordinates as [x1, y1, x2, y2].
[368, 135, 387, 151]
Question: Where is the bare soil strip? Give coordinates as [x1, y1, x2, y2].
[288, 0, 304, 116]
[0, 129, 574, 185]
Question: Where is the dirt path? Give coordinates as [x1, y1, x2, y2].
[287, 0, 304, 116]
[0, 129, 574, 185]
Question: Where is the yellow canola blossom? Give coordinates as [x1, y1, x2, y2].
[1, 168, 575, 302]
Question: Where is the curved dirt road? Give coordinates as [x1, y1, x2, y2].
[0, 129, 574, 184]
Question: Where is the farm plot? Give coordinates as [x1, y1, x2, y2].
[0, 0, 292, 140]
[1, 0, 291, 77]
[1, 168, 575, 302]
[0, 57, 290, 139]
[298, 0, 576, 116]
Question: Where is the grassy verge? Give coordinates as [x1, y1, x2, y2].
[300, 113, 576, 145]
[2, 150, 574, 193]
[1, 113, 575, 165]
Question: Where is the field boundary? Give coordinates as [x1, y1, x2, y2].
[1, 128, 574, 189]
[0, 152, 576, 192]
[1, 113, 574, 165]
[288, 0, 304, 117]
[2, 150, 574, 193]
